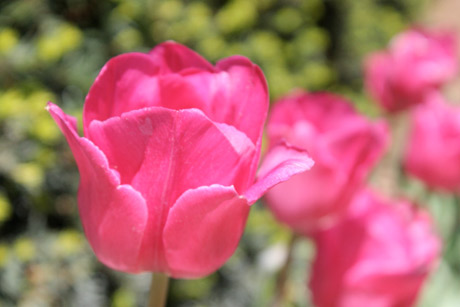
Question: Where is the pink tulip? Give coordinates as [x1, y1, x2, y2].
[264, 91, 388, 234]
[365, 28, 457, 113]
[310, 189, 441, 307]
[404, 93, 460, 192]
[47, 42, 313, 278]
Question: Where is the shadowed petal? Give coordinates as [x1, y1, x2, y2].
[87, 107, 255, 271]
[163, 185, 249, 278]
[47, 102, 149, 272]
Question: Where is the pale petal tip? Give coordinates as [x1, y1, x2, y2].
[45, 101, 55, 111]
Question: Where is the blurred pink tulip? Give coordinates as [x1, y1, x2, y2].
[47, 42, 313, 278]
[310, 189, 441, 307]
[264, 91, 388, 233]
[404, 93, 460, 192]
[365, 28, 457, 113]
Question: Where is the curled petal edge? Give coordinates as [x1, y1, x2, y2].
[244, 143, 314, 204]
[47, 102, 149, 272]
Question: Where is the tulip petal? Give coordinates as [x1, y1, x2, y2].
[83, 52, 212, 130]
[324, 120, 389, 179]
[87, 107, 256, 202]
[148, 41, 215, 73]
[214, 56, 268, 145]
[47, 103, 148, 272]
[83, 52, 161, 130]
[244, 143, 314, 204]
[268, 91, 356, 134]
[163, 185, 249, 278]
[87, 107, 255, 271]
[83, 46, 268, 149]
[149, 43, 269, 145]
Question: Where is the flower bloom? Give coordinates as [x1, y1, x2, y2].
[365, 28, 457, 113]
[47, 42, 313, 278]
[404, 93, 460, 192]
[264, 91, 388, 234]
[309, 189, 441, 307]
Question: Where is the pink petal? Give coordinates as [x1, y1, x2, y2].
[264, 162, 351, 234]
[47, 103, 149, 272]
[173, 56, 269, 177]
[324, 119, 390, 179]
[148, 41, 215, 73]
[86, 107, 256, 271]
[244, 143, 314, 204]
[83, 52, 160, 131]
[163, 185, 249, 278]
[364, 52, 395, 112]
[83, 46, 268, 150]
[154, 55, 269, 145]
[87, 107, 256, 202]
[215, 56, 269, 145]
[83, 54, 211, 131]
[268, 91, 356, 136]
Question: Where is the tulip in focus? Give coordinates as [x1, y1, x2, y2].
[310, 189, 441, 307]
[365, 28, 457, 113]
[264, 91, 388, 234]
[47, 42, 313, 278]
[404, 93, 460, 192]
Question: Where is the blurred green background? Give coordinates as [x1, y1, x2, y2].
[3, 0, 456, 306]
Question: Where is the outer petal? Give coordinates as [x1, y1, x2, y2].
[265, 162, 349, 233]
[365, 29, 458, 113]
[47, 103, 148, 272]
[309, 189, 441, 307]
[244, 143, 314, 204]
[214, 56, 269, 146]
[364, 52, 395, 112]
[266, 121, 389, 233]
[148, 41, 215, 73]
[404, 95, 460, 192]
[268, 91, 356, 137]
[83, 53, 161, 130]
[83, 54, 213, 131]
[84, 43, 268, 150]
[151, 55, 269, 144]
[87, 107, 255, 271]
[160, 56, 269, 178]
[324, 119, 389, 183]
[150, 43, 269, 145]
[87, 107, 256, 202]
[163, 185, 249, 278]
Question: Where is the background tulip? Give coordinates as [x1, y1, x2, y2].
[264, 91, 388, 234]
[364, 28, 457, 113]
[47, 42, 313, 278]
[309, 189, 441, 307]
[404, 93, 460, 192]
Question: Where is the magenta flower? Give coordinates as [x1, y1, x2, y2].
[365, 28, 457, 113]
[47, 42, 313, 278]
[404, 93, 460, 192]
[264, 91, 388, 234]
[310, 189, 441, 307]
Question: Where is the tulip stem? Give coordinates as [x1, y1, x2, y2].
[271, 233, 299, 307]
[148, 273, 169, 307]
[377, 113, 407, 197]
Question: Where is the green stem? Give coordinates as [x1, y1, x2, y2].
[148, 273, 169, 307]
[446, 197, 460, 256]
[372, 113, 407, 197]
[270, 233, 299, 307]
